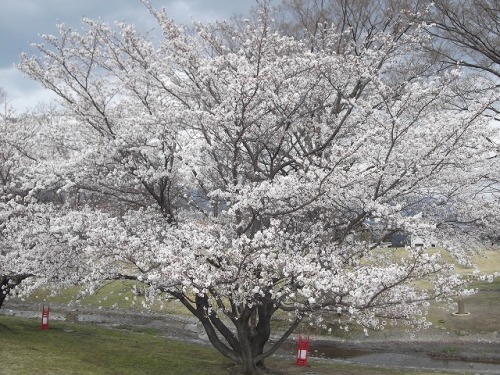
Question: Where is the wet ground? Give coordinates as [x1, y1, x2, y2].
[278, 339, 500, 373]
[2, 300, 500, 374]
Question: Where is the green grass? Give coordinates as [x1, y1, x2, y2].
[473, 278, 500, 291]
[0, 316, 230, 375]
[25, 280, 189, 315]
[0, 316, 472, 375]
[468, 250, 500, 274]
[427, 289, 500, 335]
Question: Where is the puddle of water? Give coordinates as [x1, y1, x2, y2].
[308, 343, 500, 373]
[1, 309, 66, 321]
[349, 352, 500, 373]
[277, 340, 500, 373]
[77, 314, 116, 323]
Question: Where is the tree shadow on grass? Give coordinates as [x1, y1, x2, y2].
[226, 363, 289, 375]
[0, 321, 13, 332]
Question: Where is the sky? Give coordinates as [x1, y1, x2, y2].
[0, 0, 256, 112]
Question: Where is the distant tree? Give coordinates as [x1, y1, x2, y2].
[421, 0, 500, 245]
[277, 0, 425, 50]
[16, 2, 498, 374]
[424, 0, 500, 78]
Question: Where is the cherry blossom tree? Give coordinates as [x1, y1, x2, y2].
[0, 96, 82, 308]
[1, 203, 88, 308]
[0, 88, 29, 308]
[16, 1, 498, 373]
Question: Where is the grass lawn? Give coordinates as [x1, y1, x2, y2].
[0, 316, 478, 375]
[0, 316, 230, 375]
[23, 281, 189, 315]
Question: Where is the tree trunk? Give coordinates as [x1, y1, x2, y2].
[241, 352, 258, 375]
[0, 292, 6, 309]
[170, 290, 302, 374]
[236, 319, 260, 375]
[235, 299, 282, 374]
[0, 276, 8, 309]
[252, 302, 273, 369]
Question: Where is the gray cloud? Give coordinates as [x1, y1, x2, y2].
[0, 67, 57, 111]
[1, 0, 145, 67]
[1, 0, 254, 67]
[0, 0, 255, 111]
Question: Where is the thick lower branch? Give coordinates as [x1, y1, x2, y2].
[169, 291, 241, 363]
[255, 314, 303, 363]
[0, 274, 34, 309]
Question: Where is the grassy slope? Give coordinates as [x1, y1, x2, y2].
[0, 316, 471, 375]
[23, 281, 189, 315]
[0, 316, 229, 375]
[422, 250, 500, 335]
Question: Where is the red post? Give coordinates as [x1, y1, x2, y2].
[295, 335, 310, 366]
[40, 305, 49, 330]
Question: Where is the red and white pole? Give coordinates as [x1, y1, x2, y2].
[295, 335, 310, 366]
[40, 305, 49, 330]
